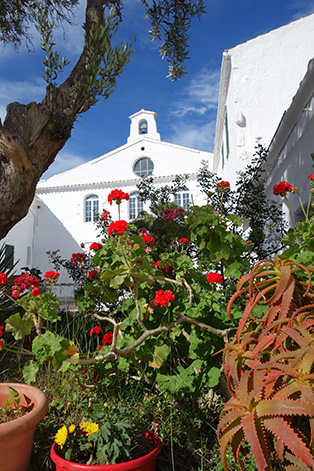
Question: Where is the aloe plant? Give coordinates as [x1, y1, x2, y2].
[219, 258, 314, 470]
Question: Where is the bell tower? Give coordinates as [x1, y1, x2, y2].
[127, 109, 161, 143]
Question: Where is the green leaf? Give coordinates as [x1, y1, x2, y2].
[149, 344, 171, 368]
[5, 312, 33, 340]
[23, 361, 40, 384]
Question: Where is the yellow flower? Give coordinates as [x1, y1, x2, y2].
[104, 402, 109, 407]
[54, 425, 68, 449]
[68, 424, 76, 433]
[80, 421, 99, 436]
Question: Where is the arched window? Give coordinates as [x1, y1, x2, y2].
[85, 195, 99, 222]
[129, 192, 144, 220]
[139, 120, 148, 135]
[133, 157, 154, 177]
[174, 188, 190, 211]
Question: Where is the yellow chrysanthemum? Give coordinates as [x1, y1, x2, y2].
[54, 425, 68, 449]
[80, 421, 99, 436]
[68, 424, 76, 433]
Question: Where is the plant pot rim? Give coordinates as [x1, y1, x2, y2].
[0, 382, 48, 438]
[51, 435, 161, 470]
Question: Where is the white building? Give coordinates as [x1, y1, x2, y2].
[263, 57, 314, 222]
[3, 110, 213, 278]
[213, 13, 314, 187]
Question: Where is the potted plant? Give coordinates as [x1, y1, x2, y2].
[0, 383, 48, 471]
[50, 401, 161, 470]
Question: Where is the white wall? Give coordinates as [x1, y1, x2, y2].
[215, 13, 314, 184]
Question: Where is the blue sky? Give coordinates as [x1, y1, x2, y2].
[1, 0, 314, 178]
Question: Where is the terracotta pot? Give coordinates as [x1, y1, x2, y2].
[50, 435, 161, 471]
[0, 382, 48, 471]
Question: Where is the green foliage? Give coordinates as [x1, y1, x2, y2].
[141, 0, 206, 80]
[30, 1, 70, 85]
[197, 144, 287, 260]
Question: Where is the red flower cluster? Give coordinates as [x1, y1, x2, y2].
[308, 174, 314, 182]
[0, 272, 7, 286]
[107, 189, 130, 205]
[102, 332, 113, 345]
[162, 208, 185, 221]
[88, 270, 98, 278]
[90, 242, 103, 251]
[179, 238, 189, 245]
[142, 234, 155, 245]
[44, 271, 60, 283]
[144, 430, 158, 446]
[12, 272, 41, 298]
[31, 287, 41, 296]
[90, 326, 101, 336]
[154, 290, 175, 307]
[108, 220, 128, 236]
[153, 260, 169, 272]
[206, 272, 223, 284]
[273, 181, 293, 196]
[217, 181, 230, 191]
[99, 209, 111, 222]
[71, 253, 87, 265]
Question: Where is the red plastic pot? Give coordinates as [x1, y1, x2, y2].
[0, 382, 48, 471]
[50, 435, 161, 471]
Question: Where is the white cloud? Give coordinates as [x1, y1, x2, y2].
[0, 79, 45, 103]
[169, 120, 216, 152]
[289, 0, 314, 19]
[170, 68, 220, 118]
[41, 150, 88, 179]
[165, 67, 220, 152]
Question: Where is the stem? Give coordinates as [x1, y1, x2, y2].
[285, 195, 300, 244]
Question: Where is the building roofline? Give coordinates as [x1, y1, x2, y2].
[36, 173, 200, 193]
[266, 57, 314, 168]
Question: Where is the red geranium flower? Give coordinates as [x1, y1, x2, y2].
[0, 272, 7, 286]
[31, 287, 41, 296]
[273, 181, 293, 196]
[11, 272, 41, 298]
[206, 272, 223, 284]
[154, 290, 175, 307]
[90, 242, 103, 251]
[153, 260, 169, 272]
[71, 253, 87, 265]
[179, 238, 189, 245]
[144, 430, 158, 446]
[162, 208, 185, 221]
[217, 181, 230, 191]
[99, 209, 111, 222]
[88, 270, 98, 278]
[108, 220, 128, 236]
[142, 234, 155, 245]
[44, 271, 60, 283]
[108, 189, 130, 205]
[90, 326, 101, 336]
[102, 332, 113, 345]
[0, 326, 4, 337]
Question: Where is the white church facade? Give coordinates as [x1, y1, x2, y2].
[2, 110, 213, 277]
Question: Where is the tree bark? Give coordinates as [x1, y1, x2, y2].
[0, 0, 120, 240]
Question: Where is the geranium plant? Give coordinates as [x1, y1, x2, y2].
[0, 186, 251, 397]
